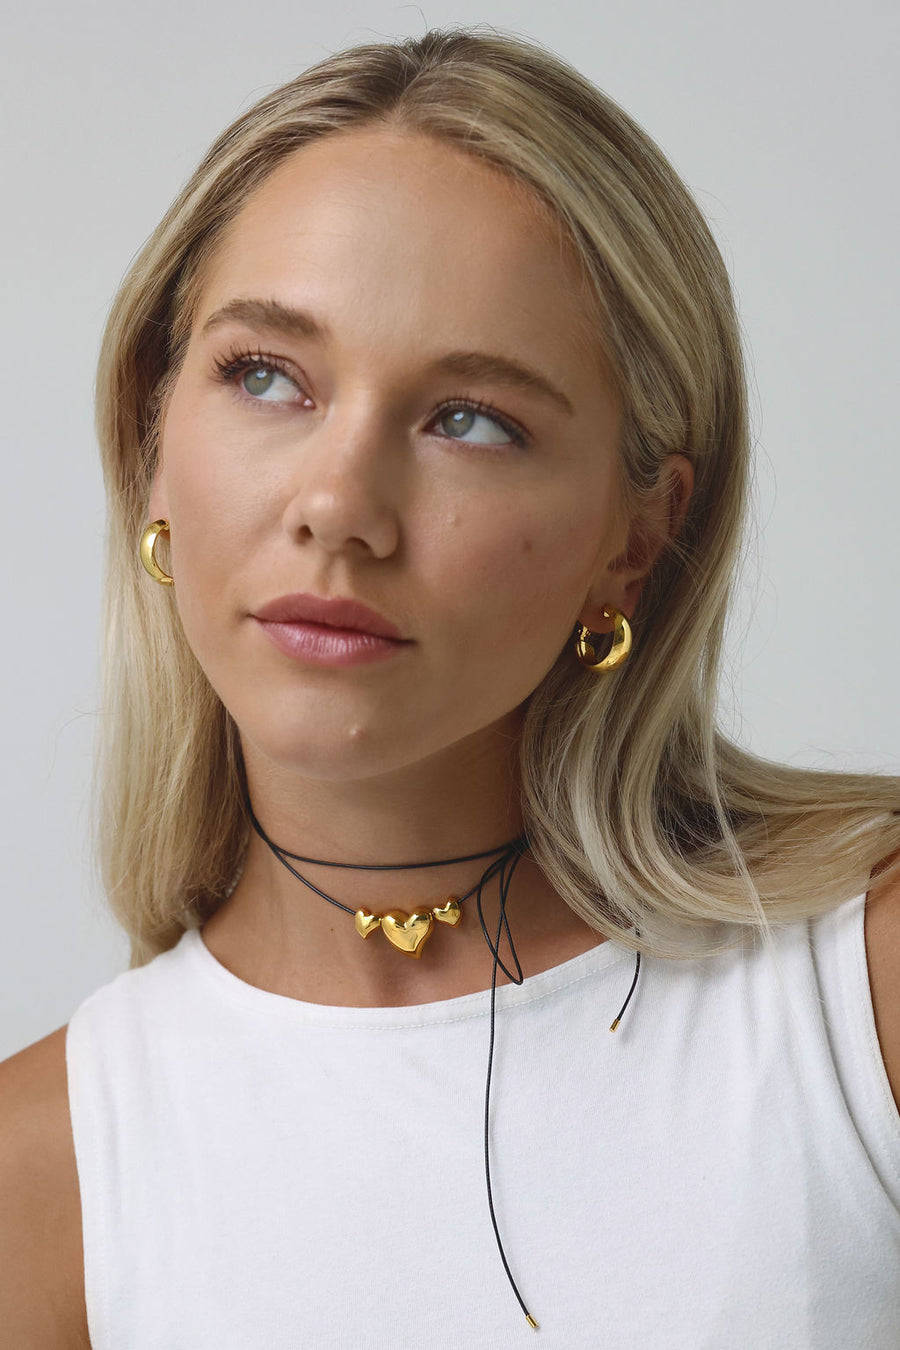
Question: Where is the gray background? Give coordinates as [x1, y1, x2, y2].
[2, 0, 897, 1060]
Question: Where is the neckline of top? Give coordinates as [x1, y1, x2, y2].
[180, 924, 632, 1029]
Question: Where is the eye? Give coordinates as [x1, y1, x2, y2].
[237, 366, 298, 402]
[212, 348, 307, 406]
[432, 399, 529, 449]
[210, 347, 530, 447]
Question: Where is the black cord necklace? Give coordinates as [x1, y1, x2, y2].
[244, 793, 641, 1330]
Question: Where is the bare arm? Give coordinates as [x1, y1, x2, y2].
[0, 1026, 91, 1348]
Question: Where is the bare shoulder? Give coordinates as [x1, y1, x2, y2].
[0, 1025, 91, 1348]
[864, 847, 900, 1116]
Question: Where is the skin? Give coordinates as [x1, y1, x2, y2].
[3, 124, 900, 1349]
[150, 124, 693, 1008]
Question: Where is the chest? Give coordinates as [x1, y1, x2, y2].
[76, 997, 900, 1348]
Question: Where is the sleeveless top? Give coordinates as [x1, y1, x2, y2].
[65, 891, 900, 1349]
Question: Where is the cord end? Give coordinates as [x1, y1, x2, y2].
[525, 1312, 539, 1329]
[609, 1017, 620, 1032]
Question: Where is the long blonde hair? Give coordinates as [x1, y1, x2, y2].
[92, 25, 900, 967]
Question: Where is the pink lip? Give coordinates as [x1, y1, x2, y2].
[254, 618, 409, 667]
[252, 591, 405, 640]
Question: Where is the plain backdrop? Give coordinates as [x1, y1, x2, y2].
[2, 0, 898, 1060]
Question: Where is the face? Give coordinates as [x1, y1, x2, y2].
[151, 126, 633, 785]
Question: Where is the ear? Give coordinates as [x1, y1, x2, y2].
[579, 453, 693, 633]
[147, 464, 170, 525]
[146, 400, 171, 524]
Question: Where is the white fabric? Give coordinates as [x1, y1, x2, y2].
[66, 891, 900, 1349]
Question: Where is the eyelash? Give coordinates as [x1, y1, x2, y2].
[210, 346, 531, 449]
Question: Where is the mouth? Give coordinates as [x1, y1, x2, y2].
[253, 615, 411, 668]
[252, 591, 407, 641]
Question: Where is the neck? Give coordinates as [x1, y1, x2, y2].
[199, 716, 604, 1006]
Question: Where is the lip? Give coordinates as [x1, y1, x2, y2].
[252, 592, 406, 640]
[254, 618, 408, 668]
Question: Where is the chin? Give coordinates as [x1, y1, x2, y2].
[237, 714, 425, 785]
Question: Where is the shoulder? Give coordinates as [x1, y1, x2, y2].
[0, 1025, 91, 1347]
[864, 847, 900, 1115]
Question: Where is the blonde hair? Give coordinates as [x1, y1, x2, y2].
[92, 25, 900, 967]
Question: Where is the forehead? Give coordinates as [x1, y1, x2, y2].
[194, 127, 598, 362]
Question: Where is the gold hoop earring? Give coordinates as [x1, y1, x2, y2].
[575, 607, 632, 673]
[139, 519, 174, 585]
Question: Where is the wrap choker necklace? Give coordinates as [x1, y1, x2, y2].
[246, 793, 641, 1331]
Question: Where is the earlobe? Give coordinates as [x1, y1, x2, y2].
[146, 380, 175, 523]
[147, 492, 168, 526]
[578, 525, 648, 635]
[579, 454, 693, 634]
[618, 453, 693, 576]
[147, 465, 169, 526]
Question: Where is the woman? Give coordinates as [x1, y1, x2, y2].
[2, 26, 899, 1348]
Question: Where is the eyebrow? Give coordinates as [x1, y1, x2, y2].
[200, 297, 575, 417]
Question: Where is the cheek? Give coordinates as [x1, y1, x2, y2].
[163, 377, 268, 525]
[438, 500, 602, 648]
[161, 426, 264, 660]
[165, 396, 271, 560]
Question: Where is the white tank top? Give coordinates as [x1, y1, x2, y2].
[66, 891, 900, 1349]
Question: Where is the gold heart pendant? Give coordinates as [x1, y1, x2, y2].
[354, 909, 382, 940]
[432, 897, 462, 927]
[381, 909, 434, 958]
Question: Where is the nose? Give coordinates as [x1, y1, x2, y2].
[280, 404, 403, 559]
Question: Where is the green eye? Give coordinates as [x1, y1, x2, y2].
[238, 361, 299, 396]
[243, 367, 276, 396]
[213, 348, 303, 405]
[434, 400, 528, 448]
